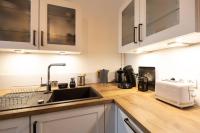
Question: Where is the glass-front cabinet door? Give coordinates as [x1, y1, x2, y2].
[119, 0, 139, 53]
[0, 0, 39, 49]
[40, 0, 81, 52]
[140, 0, 196, 46]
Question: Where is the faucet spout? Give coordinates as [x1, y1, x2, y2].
[46, 63, 66, 93]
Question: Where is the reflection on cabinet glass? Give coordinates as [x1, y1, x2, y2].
[146, 0, 179, 36]
[47, 5, 76, 46]
[0, 0, 30, 42]
[122, 0, 134, 46]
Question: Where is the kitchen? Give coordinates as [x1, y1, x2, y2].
[0, 0, 200, 133]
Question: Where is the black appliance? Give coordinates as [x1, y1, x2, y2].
[118, 65, 136, 89]
[138, 67, 155, 91]
[115, 68, 124, 83]
[138, 76, 148, 92]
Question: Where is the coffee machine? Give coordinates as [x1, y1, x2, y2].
[117, 65, 136, 89]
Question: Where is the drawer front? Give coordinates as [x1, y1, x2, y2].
[117, 108, 144, 133]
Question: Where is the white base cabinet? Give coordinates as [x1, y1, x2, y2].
[31, 105, 104, 133]
[0, 117, 29, 133]
[0, 104, 149, 133]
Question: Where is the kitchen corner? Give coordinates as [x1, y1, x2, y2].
[1, 0, 200, 133]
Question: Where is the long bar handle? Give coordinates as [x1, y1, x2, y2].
[134, 27, 138, 44]
[33, 121, 37, 133]
[138, 24, 143, 42]
[41, 31, 44, 46]
[33, 30, 36, 46]
[124, 118, 137, 133]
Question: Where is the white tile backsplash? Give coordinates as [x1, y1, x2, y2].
[125, 44, 200, 105]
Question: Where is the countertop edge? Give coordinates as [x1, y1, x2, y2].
[0, 98, 114, 120]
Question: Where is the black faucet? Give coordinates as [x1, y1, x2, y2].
[46, 63, 66, 93]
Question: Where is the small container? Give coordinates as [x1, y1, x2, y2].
[98, 69, 109, 83]
[51, 81, 58, 88]
[69, 78, 76, 88]
[77, 74, 86, 86]
[58, 83, 68, 89]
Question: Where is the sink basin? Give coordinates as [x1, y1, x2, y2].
[48, 87, 102, 103]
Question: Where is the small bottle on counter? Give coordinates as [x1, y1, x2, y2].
[69, 78, 76, 88]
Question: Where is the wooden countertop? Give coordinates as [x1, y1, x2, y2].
[92, 84, 200, 133]
[1, 84, 200, 133]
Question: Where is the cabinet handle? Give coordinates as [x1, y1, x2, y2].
[138, 24, 143, 42]
[124, 118, 137, 133]
[33, 30, 36, 46]
[33, 121, 37, 133]
[41, 31, 44, 46]
[134, 27, 138, 44]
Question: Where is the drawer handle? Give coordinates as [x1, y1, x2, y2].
[124, 118, 137, 133]
[33, 121, 37, 133]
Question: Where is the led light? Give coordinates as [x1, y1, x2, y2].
[167, 42, 188, 48]
[135, 49, 144, 54]
[59, 51, 68, 55]
[13, 49, 25, 54]
[176, 38, 184, 43]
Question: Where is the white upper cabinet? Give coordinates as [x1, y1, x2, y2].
[140, 0, 196, 46]
[0, 0, 39, 50]
[0, 0, 81, 53]
[119, 0, 140, 53]
[39, 0, 81, 52]
[119, 0, 200, 53]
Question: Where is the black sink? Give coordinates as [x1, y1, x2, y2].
[48, 87, 102, 103]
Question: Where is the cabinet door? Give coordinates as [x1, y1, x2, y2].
[39, 0, 81, 52]
[0, 0, 39, 50]
[31, 105, 104, 133]
[0, 117, 29, 133]
[119, 0, 140, 53]
[140, 0, 196, 46]
[117, 108, 144, 133]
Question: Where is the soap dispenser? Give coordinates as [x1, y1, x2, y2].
[69, 78, 76, 88]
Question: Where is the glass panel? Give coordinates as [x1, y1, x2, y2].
[122, 0, 134, 46]
[48, 5, 76, 46]
[0, 0, 30, 42]
[146, 0, 179, 36]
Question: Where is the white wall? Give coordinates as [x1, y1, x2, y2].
[0, 0, 124, 88]
[125, 44, 200, 105]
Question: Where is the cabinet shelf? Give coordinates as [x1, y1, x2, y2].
[0, 6, 30, 15]
[0, 29, 29, 33]
[0, 30, 30, 42]
[147, 8, 179, 26]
